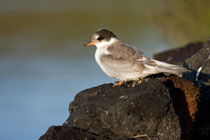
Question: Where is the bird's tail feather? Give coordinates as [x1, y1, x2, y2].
[153, 60, 189, 77]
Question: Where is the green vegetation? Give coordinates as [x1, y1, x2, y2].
[150, 0, 210, 46]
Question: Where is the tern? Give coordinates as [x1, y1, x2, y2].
[84, 29, 188, 86]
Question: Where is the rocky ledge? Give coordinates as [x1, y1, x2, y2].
[40, 39, 210, 140]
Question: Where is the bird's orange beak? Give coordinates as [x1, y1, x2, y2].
[83, 41, 96, 47]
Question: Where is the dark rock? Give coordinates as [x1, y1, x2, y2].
[192, 86, 210, 140]
[184, 38, 210, 86]
[63, 78, 199, 140]
[155, 39, 210, 139]
[154, 42, 203, 65]
[162, 76, 200, 140]
[40, 76, 201, 140]
[39, 126, 110, 140]
[181, 39, 210, 139]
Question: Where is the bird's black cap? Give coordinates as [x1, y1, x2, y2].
[95, 29, 117, 41]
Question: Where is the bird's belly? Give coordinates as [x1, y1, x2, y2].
[95, 57, 140, 81]
[99, 64, 141, 81]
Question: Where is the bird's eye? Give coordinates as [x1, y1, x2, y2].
[97, 36, 104, 41]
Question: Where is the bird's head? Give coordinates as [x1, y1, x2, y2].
[84, 29, 117, 48]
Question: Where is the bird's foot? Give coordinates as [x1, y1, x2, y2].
[113, 81, 125, 87]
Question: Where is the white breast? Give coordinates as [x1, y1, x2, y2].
[95, 46, 115, 78]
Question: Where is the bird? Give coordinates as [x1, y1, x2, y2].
[84, 29, 189, 86]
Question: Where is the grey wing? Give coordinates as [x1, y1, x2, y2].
[136, 57, 158, 75]
[100, 43, 145, 73]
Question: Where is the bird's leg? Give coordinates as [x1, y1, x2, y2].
[113, 81, 125, 87]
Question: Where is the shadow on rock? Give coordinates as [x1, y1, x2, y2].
[192, 85, 210, 140]
[162, 76, 199, 140]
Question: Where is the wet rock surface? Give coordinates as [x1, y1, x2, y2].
[40, 39, 210, 140]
